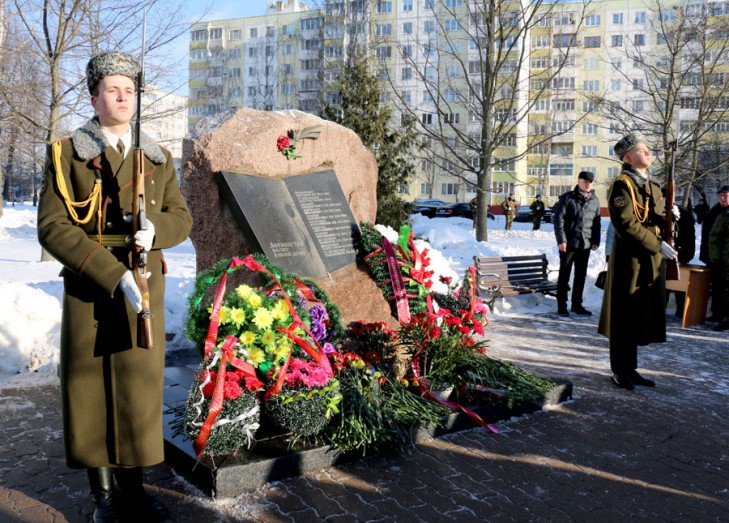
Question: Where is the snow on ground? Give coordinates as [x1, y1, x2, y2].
[0, 203, 704, 383]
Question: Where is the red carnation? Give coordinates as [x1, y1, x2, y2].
[224, 380, 242, 400]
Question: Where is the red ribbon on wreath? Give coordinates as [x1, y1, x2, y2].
[193, 335, 258, 456]
[239, 255, 333, 398]
[382, 236, 411, 324]
[410, 352, 498, 434]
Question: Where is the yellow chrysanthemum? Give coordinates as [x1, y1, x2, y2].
[273, 343, 290, 362]
[260, 330, 277, 347]
[247, 293, 263, 308]
[218, 306, 231, 324]
[248, 347, 265, 366]
[239, 331, 256, 346]
[273, 300, 290, 321]
[229, 308, 246, 326]
[235, 284, 254, 300]
[252, 307, 274, 330]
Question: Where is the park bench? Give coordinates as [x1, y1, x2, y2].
[473, 254, 558, 311]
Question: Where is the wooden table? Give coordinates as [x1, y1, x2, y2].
[665, 264, 711, 328]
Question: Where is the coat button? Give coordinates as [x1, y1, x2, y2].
[151, 200, 156, 205]
[125, 235, 132, 245]
[106, 222, 113, 228]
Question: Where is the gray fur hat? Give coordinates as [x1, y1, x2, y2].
[614, 132, 646, 160]
[86, 51, 140, 94]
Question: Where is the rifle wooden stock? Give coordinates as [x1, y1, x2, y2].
[665, 140, 679, 281]
[132, 147, 153, 348]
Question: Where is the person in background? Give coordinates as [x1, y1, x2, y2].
[699, 186, 729, 322]
[37, 51, 193, 522]
[708, 198, 729, 331]
[598, 133, 677, 391]
[693, 198, 709, 224]
[530, 194, 546, 230]
[503, 193, 517, 230]
[552, 171, 601, 317]
[662, 188, 696, 318]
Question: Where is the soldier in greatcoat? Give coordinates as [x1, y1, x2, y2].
[708, 190, 729, 331]
[503, 193, 517, 230]
[37, 52, 192, 522]
[598, 133, 677, 391]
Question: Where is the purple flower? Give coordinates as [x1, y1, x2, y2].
[309, 305, 328, 323]
[310, 322, 326, 341]
[322, 342, 335, 354]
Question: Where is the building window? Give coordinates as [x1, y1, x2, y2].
[583, 80, 600, 91]
[613, 12, 623, 24]
[611, 35, 623, 46]
[443, 112, 460, 124]
[209, 27, 222, 39]
[533, 35, 550, 48]
[582, 123, 598, 134]
[376, 46, 392, 58]
[249, 27, 258, 38]
[446, 0, 462, 6]
[441, 183, 458, 195]
[424, 20, 435, 33]
[634, 34, 645, 46]
[633, 78, 644, 89]
[445, 19, 460, 31]
[376, 24, 392, 36]
[607, 167, 619, 178]
[584, 58, 599, 69]
[403, 0, 413, 12]
[635, 11, 646, 23]
[582, 101, 596, 112]
[585, 14, 601, 26]
[550, 163, 573, 176]
[402, 67, 412, 80]
[377, 1, 392, 13]
[582, 145, 598, 156]
[191, 29, 207, 42]
[553, 34, 576, 47]
[421, 113, 433, 125]
[632, 100, 644, 111]
[229, 29, 241, 40]
[403, 22, 413, 34]
[584, 36, 601, 48]
[552, 77, 576, 89]
[556, 99, 576, 111]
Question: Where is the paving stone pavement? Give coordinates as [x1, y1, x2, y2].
[1, 312, 728, 522]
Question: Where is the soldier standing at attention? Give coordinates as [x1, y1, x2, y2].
[503, 193, 517, 230]
[37, 52, 193, 522]
[598, 133, 677, 391]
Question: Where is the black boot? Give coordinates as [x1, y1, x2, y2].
[113, 467, 169, 522]
[87, 468, 119, 523]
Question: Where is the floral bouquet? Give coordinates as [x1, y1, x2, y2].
[182, 255, 344, 455]
[263, 357, 342, 437]
[184, 336, 264, 457]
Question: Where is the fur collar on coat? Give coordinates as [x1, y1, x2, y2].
[71, 117, 166, 164]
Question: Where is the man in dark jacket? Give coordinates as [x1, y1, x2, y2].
[552, 171, 601, 316]
[530, 194, 546, 230]
[37, 52, 193, 522]
[699, 186, 729, 321]
[709, 198, 729, 330]
[598, 133, 677, 391]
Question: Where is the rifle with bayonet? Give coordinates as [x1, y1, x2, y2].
[665, 139, 680, 281]
[132, 15, 153, 348]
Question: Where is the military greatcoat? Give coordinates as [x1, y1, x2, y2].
[37, 117, 192, 468]
[598, 164, 667, 371]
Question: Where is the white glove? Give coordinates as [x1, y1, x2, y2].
[119, 271, 142, 313]
[671, 204, 680, 221]
[660, 241, 677, 261]
[134, 219, 155, 251]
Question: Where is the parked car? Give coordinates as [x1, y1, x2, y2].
[411, 198, 447, 217]
[435, 202, 475, 219]
[513, 205, 553, 223]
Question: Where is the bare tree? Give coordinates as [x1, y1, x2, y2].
[393, 0, 589, 242]
[594, 1, 729, 204]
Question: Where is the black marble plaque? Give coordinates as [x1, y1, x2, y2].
[216, 170, 359, 278]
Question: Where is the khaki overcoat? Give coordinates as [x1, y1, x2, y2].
[37, 118, 192, 468]
[598, 164, 667, 354]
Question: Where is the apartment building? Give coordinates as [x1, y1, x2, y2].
[188, 0, 729, 207]
[142, 86, 188, 172]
